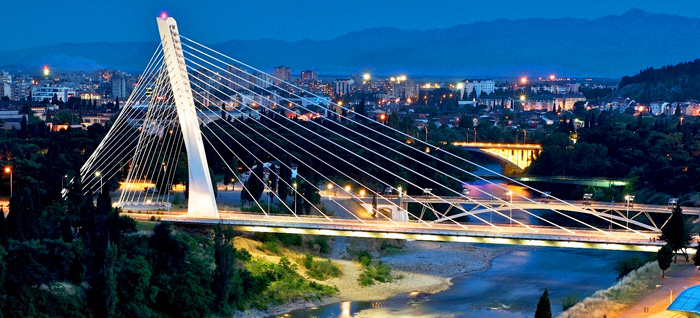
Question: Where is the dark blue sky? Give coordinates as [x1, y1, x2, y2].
[2, 0, 699, 51]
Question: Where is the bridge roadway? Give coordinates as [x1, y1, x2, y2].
[374, 195, 700, 215]
[123, 210, 685, 253]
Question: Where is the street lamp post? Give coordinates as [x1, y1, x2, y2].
[625, 195, 635, 230]
[62, 174, 68, 189]
[95, 171, 102, 191]
[655, 285, 673, 305]
[267, 185, 272, 214]
[506, 191, 513, 226]
[293, 182, 297, 215]
[4, 167, 11, 197]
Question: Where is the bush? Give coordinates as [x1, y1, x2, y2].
[278, 233, 302, 247]
[256, 241, 281, 255]
[562, 293, 580, 311]
[245, 257, 338, 305]
[613, 255, 646, 280]
[357, 251, 372, 267]
[358, 262, 395, 286]
[252, 232, 276, 243]
[301, 253, 342, 281]
[306, 236, 331, 254]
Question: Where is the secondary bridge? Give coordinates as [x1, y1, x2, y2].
[452, 142, 541, 170]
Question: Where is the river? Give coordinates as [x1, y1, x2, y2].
[277, 157, 637, 317]
[279, 248, 640, 318]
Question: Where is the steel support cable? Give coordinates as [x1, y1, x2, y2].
[188, 80, 430, 227]
[194, 102, 366, 225]
[182, 52, 548, 231]
[188, 79, 473, 230]
[146, 104, 181, 204]
[187, 67, 532, 231]
[131, 84, 177, 204]
[180, 37, 645, 236]
[81, 47, 166, 179]
[121, 69, 172, 203]
[192, 91, 362, 224]
[121, 69, 173, 203]
[81, 58, 169, 192]
[198, 124, 271, 219]
[195, 107, 326, 223]
[81, 44, 164, 174]
[125, 74, 175, 204]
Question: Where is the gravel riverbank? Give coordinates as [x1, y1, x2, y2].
[234, 239, 528, 318]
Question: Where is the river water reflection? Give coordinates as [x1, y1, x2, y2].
[280, 248, 640, 318]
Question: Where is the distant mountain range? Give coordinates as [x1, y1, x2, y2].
[2, 9, 700, 78]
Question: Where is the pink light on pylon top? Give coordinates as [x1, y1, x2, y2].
[160, 12, 168, 19]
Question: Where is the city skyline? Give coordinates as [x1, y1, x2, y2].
[2, 0, 700, 51]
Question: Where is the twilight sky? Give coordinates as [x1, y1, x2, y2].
[2, 0, 699, 51]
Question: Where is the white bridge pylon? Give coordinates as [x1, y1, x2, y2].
[78, 16, 218, 218]
[156, 16, 218, 218]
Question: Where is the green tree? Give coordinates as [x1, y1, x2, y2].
[371, 193, 378, 218]
[658, 244, 673, 278]
[212, 225, 236, 313]
[0, 208, 8, 248]
[535, 288, 552, 318]
[660, 204, 691, 262]
[117, 255, 154, 317]
[89, 243, 118, 317]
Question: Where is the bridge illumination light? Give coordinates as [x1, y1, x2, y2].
[160, 12, 168, 19]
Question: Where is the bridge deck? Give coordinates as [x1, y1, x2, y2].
[124, 211, 685, 252]
[373, 195, 700, 214]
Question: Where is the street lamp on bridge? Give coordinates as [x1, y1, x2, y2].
[625, 195, 635, 230]
[293, 182, 297, 216]
[506, 191, 513, 226]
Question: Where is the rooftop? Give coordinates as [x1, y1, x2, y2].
[667, 285, 700, 318]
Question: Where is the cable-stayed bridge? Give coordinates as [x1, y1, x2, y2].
[78, 16, 696, 253]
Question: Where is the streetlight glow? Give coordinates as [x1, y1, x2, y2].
[520, 76, 528, 84]
[520, 95, 526, 101]
[4, 167, 9, 173]
[549, 74, 556, 80]
[327, 183, 333, 190]
[363, 73, 371, 81]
